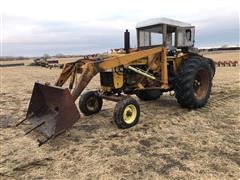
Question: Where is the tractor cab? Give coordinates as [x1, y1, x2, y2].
[136, 18, 195, 52]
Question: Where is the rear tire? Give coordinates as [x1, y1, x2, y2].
[79, 91, 103, 116]
[114, 97, 140, 129]
[136, 89, 162, 101]
[206, 58, 216, 78]
[175, 58, 212, 108]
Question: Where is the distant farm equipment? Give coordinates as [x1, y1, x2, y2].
[0, 63, 25, 67]
[30, 58, 64, 69]
[216, 60, 238, 67]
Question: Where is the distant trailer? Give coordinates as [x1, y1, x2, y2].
[0, 63, 25, 67]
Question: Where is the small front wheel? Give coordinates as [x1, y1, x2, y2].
[79, 91, 103, 116]
[113, 97, 140, 129]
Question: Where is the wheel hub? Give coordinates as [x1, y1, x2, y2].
[126, 111, 132, 116]
[193, 69, 209, 100]
[194, 80, 201, 87]
[123, 104, 137, 124]
[86, 97, 98, 111]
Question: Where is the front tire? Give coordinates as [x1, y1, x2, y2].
[175, 58, 212, 108]
[79, 91, 103, 116]
[113, 97, 140, 129]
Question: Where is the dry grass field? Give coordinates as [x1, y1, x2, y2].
[0, 51, 240, 179]
[202, 50, 240, 62]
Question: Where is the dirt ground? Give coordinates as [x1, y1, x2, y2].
[0, 51, 240, 179]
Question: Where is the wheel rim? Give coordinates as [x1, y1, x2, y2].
[123, 104, 137, 124]
[86, 97, 98, 111]
[193, 69, 209, 100]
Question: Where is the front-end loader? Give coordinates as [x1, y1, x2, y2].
[17, 18, 215, 145]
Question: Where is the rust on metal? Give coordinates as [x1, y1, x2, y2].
[26, 82, 80, 137]
[160, 47, 169, 89]
[71, 63, 98, 100]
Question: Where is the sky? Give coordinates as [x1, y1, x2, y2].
[0, 0, 239, 56]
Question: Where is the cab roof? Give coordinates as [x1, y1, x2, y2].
[136, 17, 192, 29]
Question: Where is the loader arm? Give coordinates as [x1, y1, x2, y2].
[54, 59, 92, 87]
[71, 47, 165, 100]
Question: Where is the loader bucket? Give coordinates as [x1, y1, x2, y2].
[25, 82, 80, 138]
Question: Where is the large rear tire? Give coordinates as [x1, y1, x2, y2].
[136, 89, 162, 101]
[206, 58, 216, 78]
[175, 58, 212, 108]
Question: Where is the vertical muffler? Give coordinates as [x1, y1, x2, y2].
[22, 82, 80, 141]
[124, 29, 130, 54]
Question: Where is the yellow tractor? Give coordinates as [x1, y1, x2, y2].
[17, 18, 215, 145]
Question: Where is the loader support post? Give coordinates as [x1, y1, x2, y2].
[161, 47, 169, 89]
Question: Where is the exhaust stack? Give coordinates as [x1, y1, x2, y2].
[124, 29, 130, 54]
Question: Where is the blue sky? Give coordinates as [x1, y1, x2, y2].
[0, 0, 239, 56]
